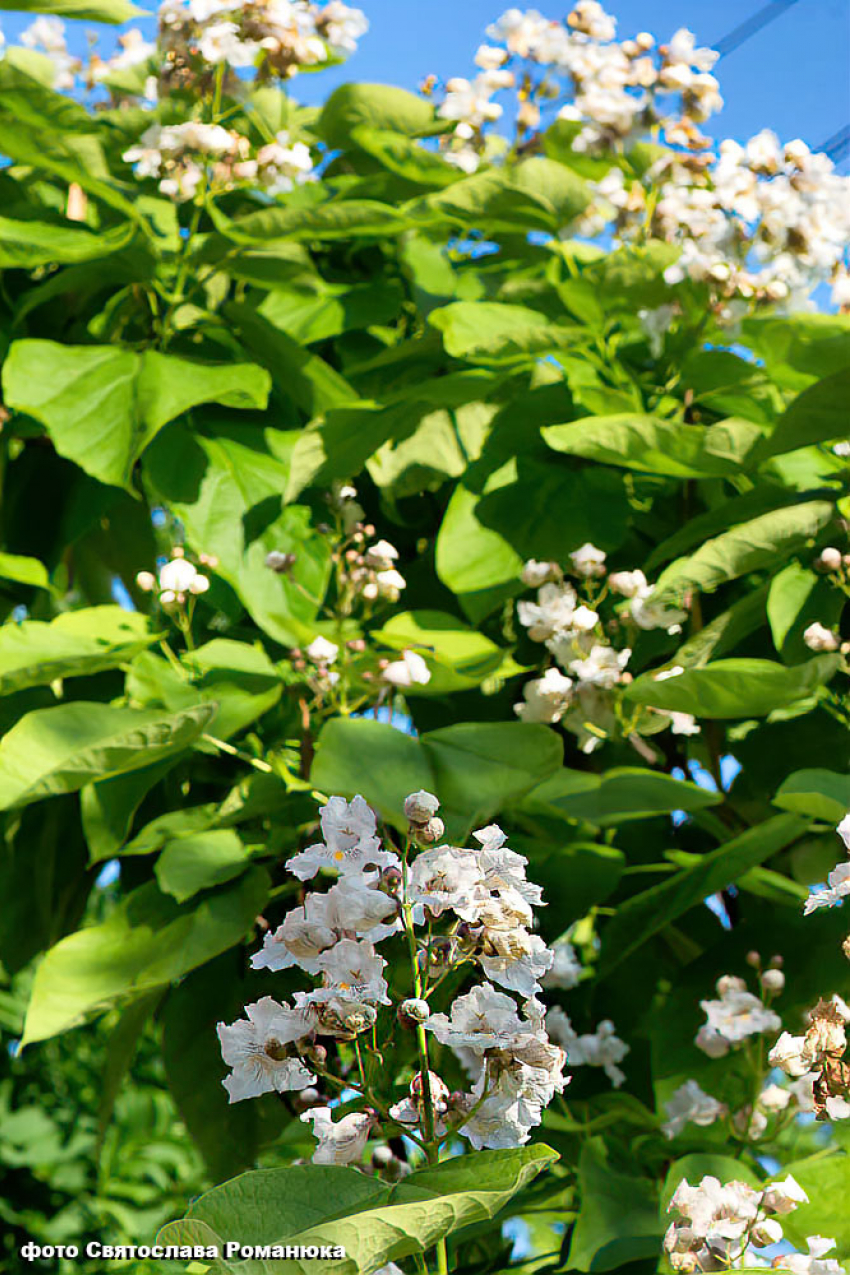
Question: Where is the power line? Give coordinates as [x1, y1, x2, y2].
[820, 123, 850, 162]
[714, 0, 801, 59]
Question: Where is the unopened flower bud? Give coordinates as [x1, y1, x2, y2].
[380, 865, 402, 894]
[266, 550, 297, 575]
[803, 622, 840, 652]
[769, 954, 784, 968]
[816, 547, 843, 572]
[761, 968, 785, 993]
[411, 816, 445, 845]
[302, 1044, 327, 1067]
[404, 790, 440, 824]
[751, 1219, 783, 1248]
[294, 1086, 322, 1111]
[399, 998, 430, 1025]
[745, 951, 761, 968]
[135, 570, 156, 592]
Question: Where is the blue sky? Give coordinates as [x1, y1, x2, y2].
[3, 0, 848, 164]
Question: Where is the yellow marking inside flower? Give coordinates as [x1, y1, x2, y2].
[339, 982, 351, 991]
[334, 851, 345, 861]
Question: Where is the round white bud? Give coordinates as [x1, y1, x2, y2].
[404, 790, 440, 824]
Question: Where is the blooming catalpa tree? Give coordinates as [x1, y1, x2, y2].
[0, 0, 849, 1271]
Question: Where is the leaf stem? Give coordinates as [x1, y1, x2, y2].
[201, 734, 274, 772]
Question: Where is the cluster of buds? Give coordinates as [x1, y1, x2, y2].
[514, 547, 693, 752]
[803, 547, 850, 653]
[218, 791, 568, 1158]
[123, 121, 314, 202]
[157, 0, 367, 92]
[660, 958, 829, 1143]
[588, 129, 850, 312]
[136, 547, 215, 608]
[694, 970, 783, 1059]
[404, 789, 445, 847]
[664, 1174, 831, 1273]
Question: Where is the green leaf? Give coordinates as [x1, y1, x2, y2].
[780, 1152, 850, 1255]
[311, 717, 433, 831]
[674, 585, 771, 669]
[521, 766, 721, 826]
[429, 301, 579, 364]
[143, 423, 332, 646]
[767, 562, 844, 661]
[0, 701, 217, 810]
[773, 769, 850, 823]
[349, 126, 459, 188]
[435, 458, 629, 622]
[224, 302, 357, 415]
[221, 199, 412, 244]
[0, 795, 92, 975]
[0, 606, 155, 696]
[0, 0, 143, 20]
[3, 341, 271, 489]
[567, 1138, 662, 1272]
[96, 990, 163, 1160]
[319, 83, 436, 150]
[599, 813, 808, 975]
[742, 313, 850, 390]
[755, 367, 850, 458]
[154, 830, 253, 904]
[126, 645, 282, 747]
[624, 656, 839, 719]
[21, 867, 269, 1045]
[542, 413, 765, 478]
[158, 1146, 557, 1275]
[421, 722, 563, 833]
[413, 165, 588, 233]
[0, 215, 134, 268]
[654, 501, 835, 599]
[82, 756, 185, 864]
[311, 718, 561, 837]
[0, 551, 53, 592]
[371, 609, 507, 692]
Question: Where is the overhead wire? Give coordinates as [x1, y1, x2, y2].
[709, 0, 848, 167]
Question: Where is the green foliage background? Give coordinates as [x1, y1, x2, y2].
[0, 3, 849, 1271]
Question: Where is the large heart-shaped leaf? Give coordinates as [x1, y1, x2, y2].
[3, 341, 271, 489]
[157, 1146, 558, 1274]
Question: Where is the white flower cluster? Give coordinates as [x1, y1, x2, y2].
[804, 815, 850, 915]
[136, 547, 214, 607]
[769, 996, 850, 1123]
[123, 122, 314, 202]
[546, 1008, 628, 1087]
[664, 1174, 842, 1273]
[18, 14, 154, 97]
[218, 792, 568, 1159]
[432, 6, 849, 310]
[694, 973, 782, 1059]
[90, 29, 157, 90]
[323, 486, 409, 605]
[658, 131, 850, 309]
[19, 16, 81, 91]
[514, 549, 694, 752]
[784, 811, 850, 1122]
[158, 0, 367, 88]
